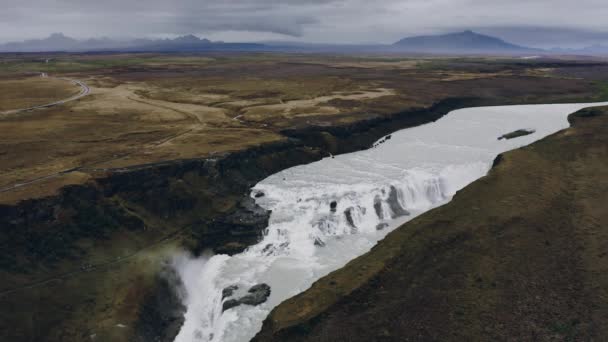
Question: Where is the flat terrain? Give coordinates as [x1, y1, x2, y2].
[255, 107, 608, 341]
[0, 54, 605, 204]
[2, 53, 608, 342]
[0, 75, 80, 112]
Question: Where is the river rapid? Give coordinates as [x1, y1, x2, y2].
[172, 102, 608, 342]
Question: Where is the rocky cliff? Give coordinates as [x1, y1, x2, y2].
[0, 98, 479, 341]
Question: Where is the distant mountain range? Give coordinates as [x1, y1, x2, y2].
[0, 33, 266, 53]
[392, 30, 538, 53]
[2, 31, 608, 56]
[550, 44, 608, 55]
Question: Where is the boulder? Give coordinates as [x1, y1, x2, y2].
[387, 186, 409, 218]
[222, 285, 239, 299]
[330, 201, 338, 213]
[222, 299, 240, 312]
[376, 223, 389, 230]
[240, 284, 271, 306]
[222, 283, 271, 312]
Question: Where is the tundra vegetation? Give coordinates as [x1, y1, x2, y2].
[1, 52, 608, 341]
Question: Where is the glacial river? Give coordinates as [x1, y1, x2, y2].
[172, 102, 608, 342]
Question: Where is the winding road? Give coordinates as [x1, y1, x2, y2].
[0, 74, 90, 116]
[0, 74, 92, 193]
[0, 79, 215, 194]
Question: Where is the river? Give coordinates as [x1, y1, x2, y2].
[172, 102, 608, 342]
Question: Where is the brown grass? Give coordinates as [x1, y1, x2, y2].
[0, 76, 80, 111]
[0, 54, 603, 205]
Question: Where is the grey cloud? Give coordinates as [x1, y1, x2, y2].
[0, 0, 331, 40]
[173, 14, 318, 37]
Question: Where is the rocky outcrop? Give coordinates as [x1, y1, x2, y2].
[134, 264, 186, 342]
[386, 185, 410, 218]
[206, 197, 270, 255]
[222, 285, 239, 299]
[498, 128, 535, 140]
[222, 284, 272, 312]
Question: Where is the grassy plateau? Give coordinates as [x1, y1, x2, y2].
[1, 52, 608, 341]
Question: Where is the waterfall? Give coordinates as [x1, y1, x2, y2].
[173, 101, 608, 342]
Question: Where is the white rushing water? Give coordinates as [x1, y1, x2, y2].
[173, 102, 608, 342]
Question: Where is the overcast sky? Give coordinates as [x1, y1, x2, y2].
[2, 0, 608, 47]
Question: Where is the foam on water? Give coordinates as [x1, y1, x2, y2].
[173, 102, 608, 342]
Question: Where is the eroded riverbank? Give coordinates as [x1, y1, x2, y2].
[0, 98, 476, 341]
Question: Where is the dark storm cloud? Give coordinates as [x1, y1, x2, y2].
[1, 0, 608, 47]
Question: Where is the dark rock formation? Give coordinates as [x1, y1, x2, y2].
[376, 223, 389, 230]
[222, 283, 271, 312]
[222, 299, 241, 312]
[314, 237, 326, 247]
[373, 195, 384, 220]
[134, 265, 186, 342]
[240, 284, 272, 306]
[498, 129, 535, 140]
[387, 186, 409, 218]
[344, 207, 356, 228]
[329, 201, 338, 213]
[206, 196, 271, 255]
[222, 285, 239, 300]
[492, 154, 504, 168]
